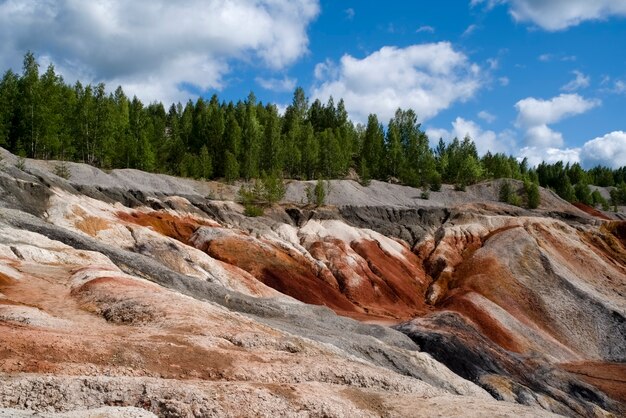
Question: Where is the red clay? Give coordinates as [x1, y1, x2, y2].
[561, 362, 626, 403]
[117, 211, 214, 245]
[572, 203, 611, 220]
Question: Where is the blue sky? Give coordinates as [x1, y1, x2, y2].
[0, 0, 625, 167]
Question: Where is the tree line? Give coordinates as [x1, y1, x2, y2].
[1, 52, 625, 209]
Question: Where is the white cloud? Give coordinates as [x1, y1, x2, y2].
[426, 117, 515, 155]
[475, 0, 626, 31]
[499, 76, 510, 86]
[561, 70, 590, 92]
[312, 42, 482, 123]
[538, 53, 576, 62]
[523, 124, 564, 148]
[345, 8, 355, 20]
[538, 53, 553, 62]
[518, 146, 581, 167]
[0, 0, 319, 104]
[462, 24, 480, 37]
[515, 94, 600, 127]
[514, 93, 600, 163]
[581, 131, 626, 168]
[478, 110, 496, 123]
[256, 76, 297, 93]
[416, 25, 435, 33]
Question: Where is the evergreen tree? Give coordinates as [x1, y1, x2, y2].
[0, 70, 19, 148]
[385, 122, 403, 179]
[224, 150, 239, 183]
[18, 51, 41, 157]
[362, 114, 385, 179]
[198, 145, 213, 179]
[525, 179, 541, 209]
[261, 104, 283, 174]
[240, 92, 261, 180]
[299, 122, 317, 179]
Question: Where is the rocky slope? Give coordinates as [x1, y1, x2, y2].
[0, 148, 624, 417]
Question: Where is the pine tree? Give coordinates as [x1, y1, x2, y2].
[199, 145, 213, 179]
[18, 51, 41, 157]
[240, 92, 261, 180]
[0, 70, 20, 149]
[385, 122, 403, 179]
[224, 150, 239, 183]
[261, 104, 283, 174]
[362, 114, 385, 179]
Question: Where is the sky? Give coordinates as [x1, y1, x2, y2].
[0, 0, 625, 168]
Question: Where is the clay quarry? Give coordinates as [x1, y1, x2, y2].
[0, 148, 625, 417]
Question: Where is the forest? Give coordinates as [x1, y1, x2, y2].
[1, 52, 626, 209]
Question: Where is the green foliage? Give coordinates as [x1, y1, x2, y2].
[358, 157, 371, 186]
[499, 180, 523, 207]
[420, 189, 430, 200]
[429, 171, 442, 192]
[16, 155, 25, 170]
[198, 145, 213, 179]
[610, 183, 626, 206]
[0, 50, 624, 201]
[509, 193, 522, 207]
[238, 180, 264, 217]
[53, 160, 71, 179]
[306, 177, 328, 207]
[524, 179, 541, 209]
[591, 190, 609, 211]
[224, 151, 239, 183]
[574, 182, 593, 206]
[499, 181, 513, 203]
[261, 171, 286, 204]
[237, 172, 286, 216]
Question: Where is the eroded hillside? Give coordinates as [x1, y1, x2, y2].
[0, 149, 624, 417]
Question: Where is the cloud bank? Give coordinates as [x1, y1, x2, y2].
[0, 0, 319, 103]
[312, 42, 482, 124]
[472, 0, 626, 30]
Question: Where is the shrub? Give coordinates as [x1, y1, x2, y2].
[306, 178, 328, 207]
[54, 161, 71, 180]
[429, 172, 442, 192]
[420, 190, 430, 200]
[243, 203, 264, 217]
[499, 181, 512, 203]
[261, 171, 286, 204]
[591, 190, 609, 211]
[524, 180, 541, 209]
[16, 156, 25, 171]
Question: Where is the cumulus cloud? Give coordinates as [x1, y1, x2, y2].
[561, 70, 590, 92]
[511, 93, 604, 166]
[426, 117, 515, 155]
[581, 131, 626, 168]
[312, 42, 482, 123]
[0, 0, 319, 103]
[478, 110, 496, 123]
[256, 76, 297, 93]
[523, 124, 564, 148]
[515, 94, 600, 127]
[521, 132, 626, 168]
[518, 146, 581, 167]
[473, 0, 626, 30]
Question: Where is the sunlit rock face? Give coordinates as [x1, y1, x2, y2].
[0, 148, 624, 417]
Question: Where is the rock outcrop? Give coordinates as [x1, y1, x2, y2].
[0, 148, 624, 417]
